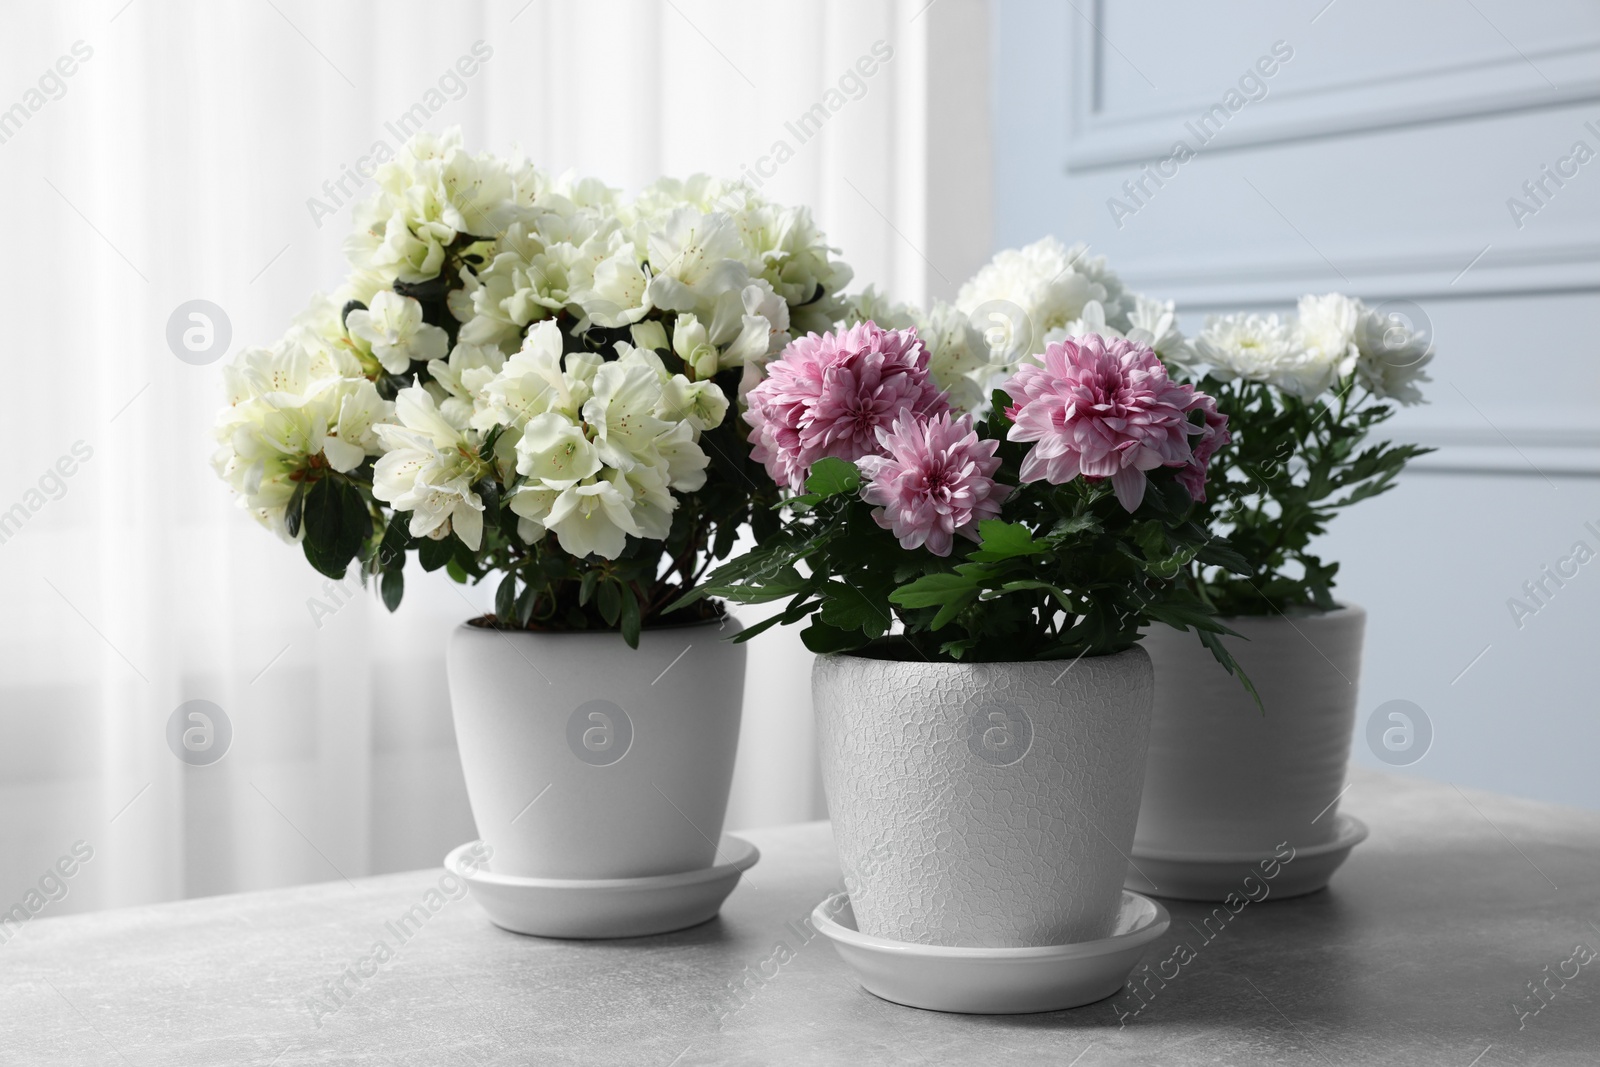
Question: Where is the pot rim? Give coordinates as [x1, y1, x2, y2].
[819, 643, 1151, 670]
[1204, 601, 1365, 624]
[456, 610, 740, 638]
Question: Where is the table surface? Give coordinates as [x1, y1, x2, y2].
[4, 767, 1599, 1066]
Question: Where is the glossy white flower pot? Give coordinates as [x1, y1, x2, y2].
[447, 616, 745, 880]
[813, 647, 1154, 948]
[1132, 605, 1365, 873]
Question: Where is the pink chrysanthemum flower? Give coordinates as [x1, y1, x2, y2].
[745, 322, 950, 491]
[1175, 391, 1229, 503]
[1001, 334, 1214, 511]
[859, 412, 1012, 557]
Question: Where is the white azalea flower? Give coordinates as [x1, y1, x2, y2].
[371, 386, 488, 549]
[516, 411, 601, 487]
[212, 340, 391, 539]
[346, 128, 517, 284]
[583, 350, 674, 472]
[913, 301, 994, 414]
[644, 207, 750, 315]
[705, 280, 791, 371]
[474, 321, 590, 432]
[572, 242, 652, 328]
[540, 475, 642, 559]
[842, 285, 918, 331]
[659, 374, 728, 433]
[672, 313, 718, 379]
[346, 291, 449, 374]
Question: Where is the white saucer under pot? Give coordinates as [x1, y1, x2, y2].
[812, 890, 1171, 1015]
[1125, 815, 1369, 902]
[445, 834, 759, 939]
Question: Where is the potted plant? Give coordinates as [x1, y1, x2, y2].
[212, 129, 853, 880]
[1121, 293, 1433, 897]
[677, 318, 1246, 949]
[945, 239, 1434, 897]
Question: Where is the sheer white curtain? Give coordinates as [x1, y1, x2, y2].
[0, 0, 990, 915]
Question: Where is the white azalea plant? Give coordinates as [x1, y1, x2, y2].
[884, 236, 1436, 615]
[213, 129, 852, 644]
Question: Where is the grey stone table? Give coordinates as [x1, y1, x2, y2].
[4, 767, 1599, 1066]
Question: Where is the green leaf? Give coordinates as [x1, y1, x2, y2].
[579, 570, 599, 607]
[1197, 628, 1263, 712]
[378, 512, 410, 572]
[380, 568, 404, 613]
[619, 585, 641, 648]
[889, 570, 983, 609]
[967, 520, 1048, 561]
[515, 581, 539, 626]
[418, 535, 454, 573]
[598, 580, 622, 626]
[800, 621, 864, 655]
[804, 457, 861, 498]
[284, 479, 308, 539]
[301, 478, 371, 580]
[495, 573, 517, 621]
[817, 581, 889, 638]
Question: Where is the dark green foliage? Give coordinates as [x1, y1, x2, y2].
[1188, 376, 1432, 615]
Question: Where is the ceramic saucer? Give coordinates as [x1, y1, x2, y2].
[446, 834, 759, 939]
[1124, 814, 1369, 902]
[811, 890, 1170, 1014]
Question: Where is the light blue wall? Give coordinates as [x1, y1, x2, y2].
[989, 0, 1600, 811]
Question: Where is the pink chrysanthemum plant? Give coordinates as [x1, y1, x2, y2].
[676, 322, 1257, 682]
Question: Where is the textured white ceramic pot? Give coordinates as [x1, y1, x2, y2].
[1134, 605, 1366, 857]
[813, 647, 1154, 949]
[447, 616, 745, 880]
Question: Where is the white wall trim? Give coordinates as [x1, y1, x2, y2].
[1120, 239, 1600, 310]
[1066, 3, 1600, 171]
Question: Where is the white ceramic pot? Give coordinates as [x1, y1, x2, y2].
[813, 647, 1154, 949]
[447, 616, 745, 880]
[1134, 605, 1366, 858]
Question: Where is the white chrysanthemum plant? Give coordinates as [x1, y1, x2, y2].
[872, 236, 1436, 615]
[212, 129, 852, 645]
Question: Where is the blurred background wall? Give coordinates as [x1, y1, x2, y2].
[0, 0, 1594, 920]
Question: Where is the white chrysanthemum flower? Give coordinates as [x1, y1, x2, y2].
[1195, 311, 1299, 383]
[1283, 293, 1361, 399]
[956, 237, 1120, 361]
[1354, 302, 1433, 405]
[1123, 294, 1195, 366]
[345, 291, 449, 374]
[372, 386, 488, 550]
[1050, 296, 1194, 370]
